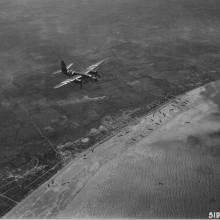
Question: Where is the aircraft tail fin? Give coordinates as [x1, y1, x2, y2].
[60, 60, 68, 74]
[52, 60, 73, 75]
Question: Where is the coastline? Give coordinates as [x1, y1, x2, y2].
[5, 80, 217, 218]
[0, 81, 197, 217]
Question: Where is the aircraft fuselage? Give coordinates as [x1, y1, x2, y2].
[65, 70, 79, 77]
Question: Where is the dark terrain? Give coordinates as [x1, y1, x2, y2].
[1, 0, 220, 216]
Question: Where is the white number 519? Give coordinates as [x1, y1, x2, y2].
[209, 212, 220, 219]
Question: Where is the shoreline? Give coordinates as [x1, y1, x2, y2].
[4, 79, 212, 218]
[0, 84, 191, 217]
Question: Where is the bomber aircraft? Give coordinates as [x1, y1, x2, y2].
[53, 59, 105, 89]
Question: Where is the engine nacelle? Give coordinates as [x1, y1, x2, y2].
[90, 70, 100, 77]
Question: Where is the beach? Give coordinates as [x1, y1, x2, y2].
[4, 80, 220, 218]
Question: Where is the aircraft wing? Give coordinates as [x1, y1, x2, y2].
[54, 75, 81, 89]
[52, 70, 62, 75]
[67, 63, 74, 70]
[84, 59, 106, 74]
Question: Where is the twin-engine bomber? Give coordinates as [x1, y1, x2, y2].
[53, 59, 106, 89]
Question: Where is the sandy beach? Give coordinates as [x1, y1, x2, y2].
[4, 80, 220, 218]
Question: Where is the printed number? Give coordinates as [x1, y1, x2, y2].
[209, 212, 220, 219]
